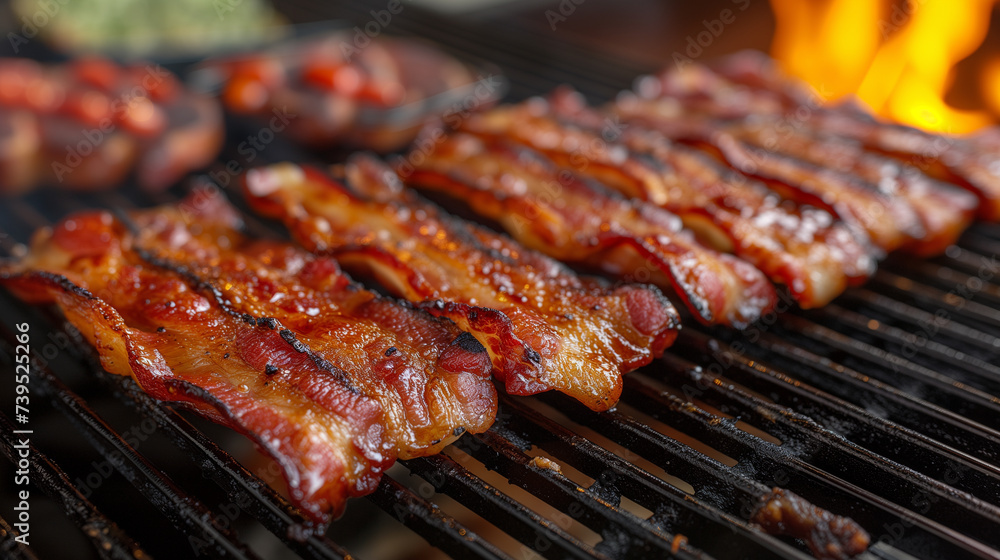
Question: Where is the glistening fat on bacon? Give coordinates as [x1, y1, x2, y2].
[610, 95, 927, 253]
[0, 195, 496, 531]
[242, 156, 679, 411]
[641, 50, 1000, 222]
[402, 133, 777, 327]
[602, 90, 977, 256]
[722, 120, 978, 256]
[457, 94, 876, 308]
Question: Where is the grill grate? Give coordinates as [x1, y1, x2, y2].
[2, 2, 1000, 559]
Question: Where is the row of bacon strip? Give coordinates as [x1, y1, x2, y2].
[2, 52, 990, 545]
[394, 52, 995, 332]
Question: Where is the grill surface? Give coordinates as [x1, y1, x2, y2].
[2, 2, 1000, 559]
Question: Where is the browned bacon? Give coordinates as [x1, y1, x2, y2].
[458, 95, 875, 308]
[640, 50, 1000, 221]
[611, 95, 927, 253]
[724, 120, 978, 256]
[242, 156, 680, 411]
[402, 132, 776, 327]
[0, 194, 497, 530]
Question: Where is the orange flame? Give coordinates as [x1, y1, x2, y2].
[770, 0, 997, 134]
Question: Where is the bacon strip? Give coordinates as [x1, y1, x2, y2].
[242, 156, 680, 411]
[641, 50, 999, 221]
[0, 194, 496, 530]
[402, 132, 776, 327]
[458, 95, 875, 308]
[724, 120, 978, 256]
[611, 95, 926, 253]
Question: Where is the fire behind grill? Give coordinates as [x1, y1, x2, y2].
[2, 3, 1000, 560]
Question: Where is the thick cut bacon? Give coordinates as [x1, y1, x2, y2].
[641, 50, 1000, 221]
[0, 195, 496, 530]
[724, 120, 978, 256]
[243, 157, 679, 411]
[403, 132, 776, 327]
[458, 95, 875, 307]
[611, 95, 926, 253]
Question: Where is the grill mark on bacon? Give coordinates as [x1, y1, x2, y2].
[402, 132, 776, 327]
[457, 95, 877, 308]
[0, 197, 496, 531]
[724, 121, 978, 256]
[242, 156, 680, 411]
[133, 246, 358, 391]
[639, 50, 1000, 221]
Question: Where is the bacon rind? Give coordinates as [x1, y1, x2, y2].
[242, 157, 680, 411]
[404, 133, 776, 327]
[0, 197, 496, 530]
[459, 95, 875, 308]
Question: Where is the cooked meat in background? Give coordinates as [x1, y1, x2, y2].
[455, 92, 876, 308]
[638, 50, 1000, 221]
[0, 57, 223, 193]
[205, 33, 495, 152]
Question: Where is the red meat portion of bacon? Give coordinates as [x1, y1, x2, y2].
[0, 194, 496, 531]
[242, 157, 680, 411]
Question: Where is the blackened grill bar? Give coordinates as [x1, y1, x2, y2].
[2, 6, 1000, 560]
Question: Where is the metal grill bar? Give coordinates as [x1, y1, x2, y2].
[0, 514, 38, 560]
[837, 289, 1000, 355]
[669, 331, 1000, 502]
[548, 388, 999, 560]
[762, 316, 1000, 429]
[869, 272, 1000, 333]
[0, 410, 146, 560]
[0, 317, 259, 560]
[403, 453, 609, 560]
[367, 476, 511, 560]
[743, 326, 1000, 464]
[624, 356, 1000, 548]
[807, 304, 1000, 393]
[477, 398, 811, 559]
